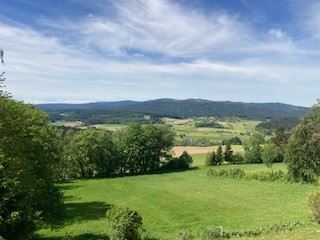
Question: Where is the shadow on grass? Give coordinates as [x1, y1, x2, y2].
[98, 166, 200, 179]
[149, 166, 199, 175]
[37, 233, 109, 240]
[64, 201, 111, 224]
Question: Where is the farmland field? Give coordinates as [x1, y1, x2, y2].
[172, 145, 244, 157]
[38, 157, 318, 239]
[61, 118, 261, 146]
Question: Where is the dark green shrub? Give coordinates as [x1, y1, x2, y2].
[207, 168, 245, 179]
[177, 230, 195, 240]
[308, 192, 320, 223]
[224, 137, 242, 145]
[245, 171, 287, 182]
[165, 151, 193, 170]
[107, 206, 143, 240]
[202, 226, 224, 239]
[206, 151, 221, 166]
[232, 153, 244, 164]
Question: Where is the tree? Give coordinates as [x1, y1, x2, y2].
[63, 129, 117, 178]
[249, 131, 265, 145]
[271, 127, 288, 162]
[262, 142, 278, 170]
[0, 74, 64, 239]
[244, 131, 264, 163]
[120, 124, 174, 174]
[285, 106, 320, 182]
[206, 150, 216, 166]
[216, 145, 223, 165]
[244, 144, 262, 163]
[224, 143, 233, 163]
[178, 151, 193, 168]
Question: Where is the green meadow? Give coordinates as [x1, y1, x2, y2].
[39, 156, 319, 239]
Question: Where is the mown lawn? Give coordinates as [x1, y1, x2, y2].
[39, 157, 318, 239]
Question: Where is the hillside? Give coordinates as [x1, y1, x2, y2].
[37, 99, 309, 121]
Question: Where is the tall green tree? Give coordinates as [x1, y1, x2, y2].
[64, 129, 117, 178]
[0, 74, 64, 239]
[285, 105, 320, 182]
[224, 143, 233, 163]
[271, 127, 288, 162]
[216, 145, 223, 165]
[120, 124, 174, 174]
[262, 142, 278, 170]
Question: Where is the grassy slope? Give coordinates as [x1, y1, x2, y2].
[39, 160, 318, 239]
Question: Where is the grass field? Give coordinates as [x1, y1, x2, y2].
[39, 156, 319, 239]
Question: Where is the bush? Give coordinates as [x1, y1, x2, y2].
[224, 137, 242, 145]
[165, 151, 193, 170]
[202, 227, 224, 239]
[177, 230, 195, 240]
[207, 168, 288, 183]
[308, 192, 320, 223]
[107, 206, 143, 240]
[207, 168, 245, 179]
[232, 153, 244, 164]
[206, 151, 221, 166]
[244, 171, 287, 182]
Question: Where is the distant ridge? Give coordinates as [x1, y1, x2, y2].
[37, 98, 309, 120]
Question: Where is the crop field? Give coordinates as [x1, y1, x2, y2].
[39, 157, 319, 240]
[172, 119, 260, 144]
[172, 145, 244, 157]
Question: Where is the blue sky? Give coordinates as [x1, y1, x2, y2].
[0, 0, 320, 106]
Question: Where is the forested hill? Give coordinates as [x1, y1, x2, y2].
[37, 98, 309, 120]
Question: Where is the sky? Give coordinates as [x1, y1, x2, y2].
[0, 0, 320, 106]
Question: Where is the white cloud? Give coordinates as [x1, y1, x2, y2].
[0, 0, 320, 106]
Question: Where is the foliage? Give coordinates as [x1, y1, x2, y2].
[216, 146, 223, 165]
[308, 192, 320, 223]
[244, 170, 287, 182]
[177, 137, 213, 147]
[207, 168, 287, 182]
[223, 144, 233, 163]
[195, 121, 225, 128]
[206, 151, 216, 166]
[165, 151, 193, 170]
[63, 129, 117, 178]
[207, 168, 245, 179]
[107, 206, 143, 240]
[202, 227, 224, 239]
[271, 127, 288, 162]
[285, 105, 320, 182]
[47, 110, 161, 125]
[248, 131, 265, 145]
[0, 79, 64, 239]
[262, 142, 278, 169]
[256, 117, 301, 133]
[223, 136, 242, 145]
[62, 124, 175, 179]
[244, 144, 262, 163]
[232, 153, 244, 164]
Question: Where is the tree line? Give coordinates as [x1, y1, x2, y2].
[56, 123, 193, 180]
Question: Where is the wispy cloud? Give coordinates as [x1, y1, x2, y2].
[0, 0, 319, 106]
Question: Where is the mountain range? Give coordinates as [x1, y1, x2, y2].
[37, 98, 309, 120]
